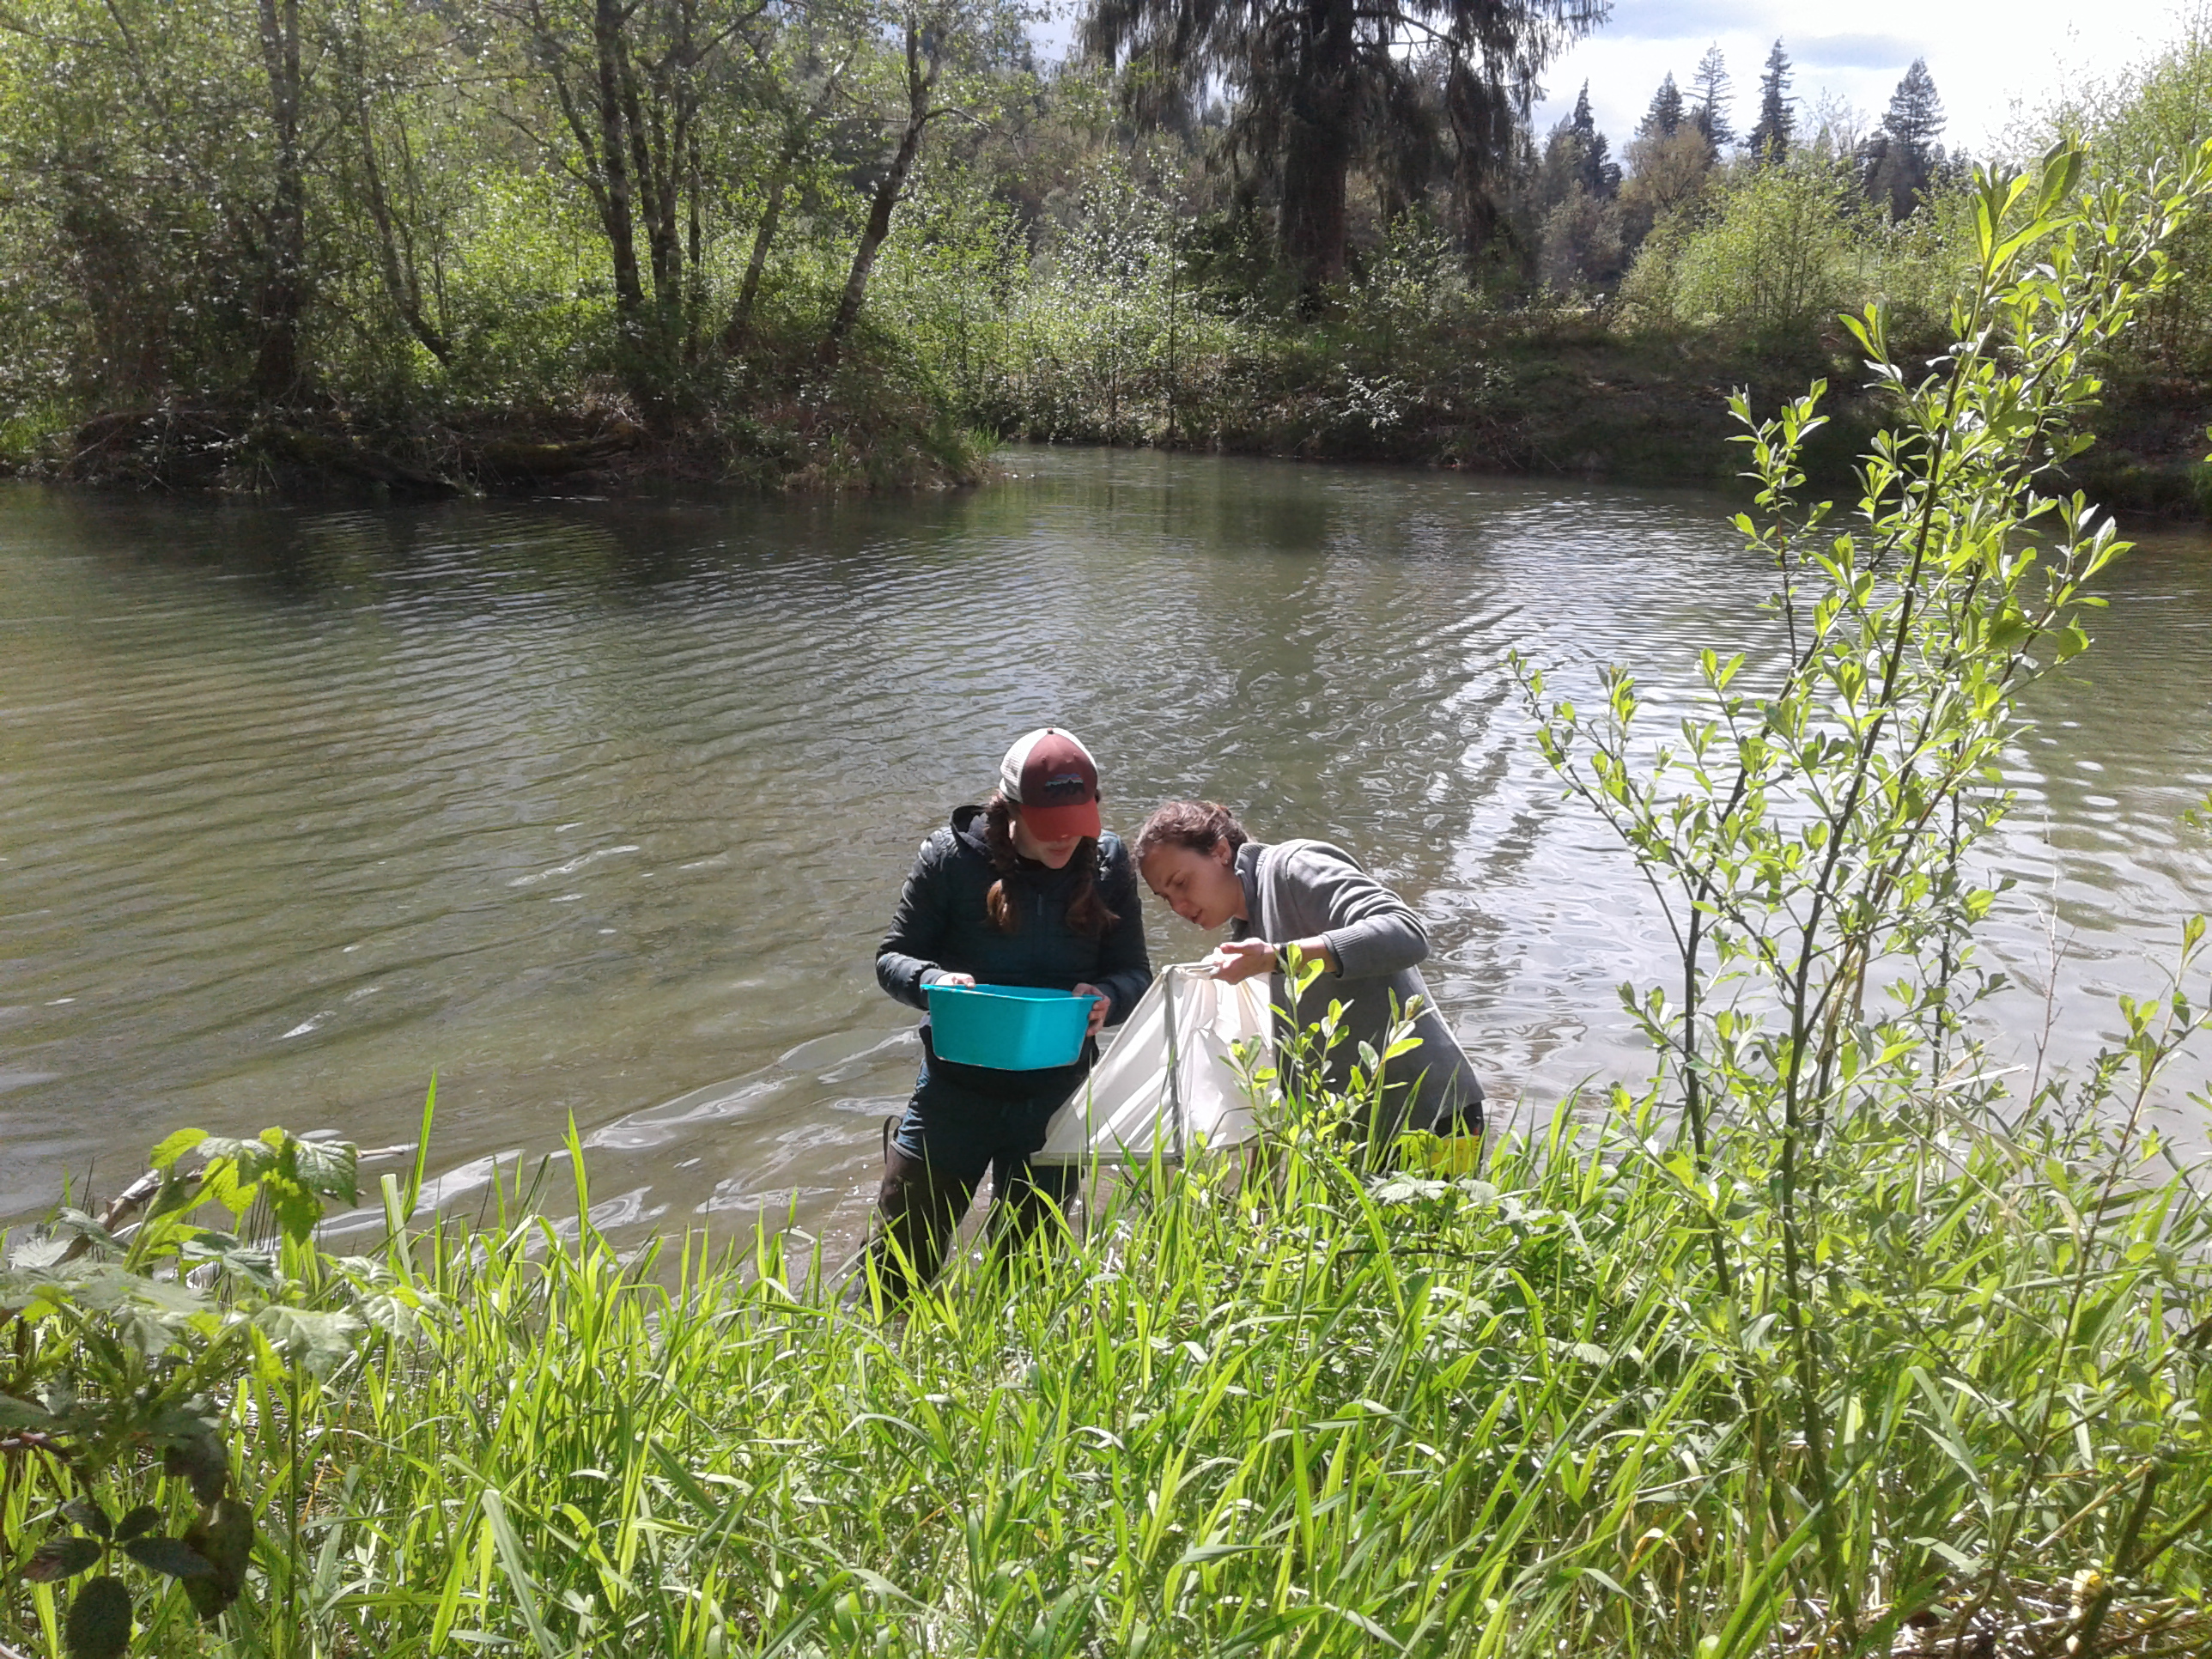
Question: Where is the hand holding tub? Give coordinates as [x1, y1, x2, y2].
[1073, 981, 1109, 1036]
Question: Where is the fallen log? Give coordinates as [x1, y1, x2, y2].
[470, 425, 645, 479]
[256, 425, 459, 495]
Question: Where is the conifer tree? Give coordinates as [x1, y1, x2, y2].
[1881, 57, 1946, 158]
[1636, 71, 1683, 141]
[1089, 0, 1612, 289]
[1860, 57, 1948, 218]
[1689, 43, 1733, 151]
[1747, 38, 1794, 162]
[1567, 82, 1620, 197]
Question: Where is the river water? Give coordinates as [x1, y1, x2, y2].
[4, 448, 2210, 1237]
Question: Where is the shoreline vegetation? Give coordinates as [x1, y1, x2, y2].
[8, 7, 2212, 511]
[6, 146, 2212, 1659]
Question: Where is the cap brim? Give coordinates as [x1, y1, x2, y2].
[1019, 800, 1102, 842]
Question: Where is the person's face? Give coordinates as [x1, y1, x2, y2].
[1011, 807, 1084, 869]
[1140, 842, 1244, 929]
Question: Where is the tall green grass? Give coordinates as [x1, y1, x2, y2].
[9, 1068, 2208, 1657]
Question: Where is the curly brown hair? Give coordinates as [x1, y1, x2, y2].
[1133, 800, 1249, 865]
[982, 793, 1119, 938]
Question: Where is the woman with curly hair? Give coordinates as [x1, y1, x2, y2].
[859, 728, 1152, 1304]
[1133, 799, 1483, 1150]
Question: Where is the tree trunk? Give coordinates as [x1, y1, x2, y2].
[821, 20, 935, 368]
[685, 118, 704, 358]
[593, 0, 646, 316]
[723, 72, 842, 355]
[252, 0, 307, 400]
[621, 39, 678, 307]
[721, 175, 785, 353]
[1278, 0, 1356, 293]
[352, 79, 453, 365]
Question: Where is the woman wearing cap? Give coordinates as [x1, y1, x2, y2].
[1133, 801, 1482, 1150]
[860, 728, 1152, 1304]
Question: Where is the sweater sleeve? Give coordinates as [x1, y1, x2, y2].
[875, 834, 956, 1010]
[1091, 838, 1154, 1024]
[1281, 842, 1430, 981]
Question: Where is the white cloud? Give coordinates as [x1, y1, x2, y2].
[1536, 1, 2192, 155]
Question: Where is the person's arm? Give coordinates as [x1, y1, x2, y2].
[1080, 841, 1154, 1025]
[1291, 842, 1428, 978]
[875, 835, 961, 1010]
[1207, 842, 1426, 983]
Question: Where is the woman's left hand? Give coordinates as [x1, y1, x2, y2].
[1201, 939, 1278, 984]
[1073, 982, 1110, 1036]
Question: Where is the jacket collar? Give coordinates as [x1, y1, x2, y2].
[1234, 840, 1267, 936]
[951, 803, 991, 854]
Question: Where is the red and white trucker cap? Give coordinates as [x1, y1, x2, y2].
[999, 727, 1103, 842]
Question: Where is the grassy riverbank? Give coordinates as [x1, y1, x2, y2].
[6, 1080, 2211, 1658]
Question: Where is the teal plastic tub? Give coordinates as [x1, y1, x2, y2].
[927, 982, 1094, 1070]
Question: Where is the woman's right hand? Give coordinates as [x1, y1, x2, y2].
[932, 970, 976, 988]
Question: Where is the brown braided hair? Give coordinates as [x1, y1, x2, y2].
[982, 792, 1118, 938]
[1133, 800, 1249, 865]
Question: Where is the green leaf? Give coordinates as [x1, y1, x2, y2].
[123, 1535, 216, 1579]
[61, 1497, 113, 1539]
[194, 1137, 276, 1179]
[253, 1304, 365, 1376]
[0, 1391, 55, 1429]
[65, 1575, 133, 1659]
[180, 1231, 278, 1291]
[159, 1422, 230, 1506]
[181, 1499, 253, 1621]
[53, 1212, 119, 1247]
[261, 1172, 325, 1247]
[7, 1234, 72, 1272]
[149, 1128, 208, 1172]
[26, 1536, 103, 1583]
[144, 1172, 200, 1223]
[289, 1135, 361, 1205]
[113, 1504, 161, 1543]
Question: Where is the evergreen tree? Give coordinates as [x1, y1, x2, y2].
[1689, 43, 1733, 151]
[1860, 57, 1948, 218]
[1090, 0, 1612, 289]
[1636, 71, 1683, 141]
[1568, 81, 1595, 145]
[1881, 57, 1946, 157]
[1566, 82, 1620, 198]
[1747, 39, 1794, 163]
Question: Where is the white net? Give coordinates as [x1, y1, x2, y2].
[1030, 964, 1275, 1166]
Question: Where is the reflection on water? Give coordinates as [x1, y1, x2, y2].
[3, 449, 2209, 1232]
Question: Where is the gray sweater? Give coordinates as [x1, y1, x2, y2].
[1231, 839, 1483, 1138]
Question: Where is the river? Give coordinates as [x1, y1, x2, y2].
[3, 448, 2209, 1238]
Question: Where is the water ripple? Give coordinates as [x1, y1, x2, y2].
[3, 453, 2209, 1231]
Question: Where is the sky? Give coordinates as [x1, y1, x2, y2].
[1036, 2, 2200, 158]
[1528, 0, 2196, 156]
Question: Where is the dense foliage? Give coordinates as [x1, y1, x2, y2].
[3, 3, 2212, 507]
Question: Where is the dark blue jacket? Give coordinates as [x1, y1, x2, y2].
[877, 806, 1152, 1099]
